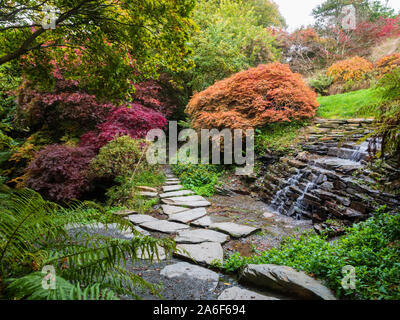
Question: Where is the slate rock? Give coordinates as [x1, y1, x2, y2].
[210, 222, 260, 238]
[128, 215, 158, 226]
[218, 287, 279, 300]
[162, 185, 184, 192]
[160, 190, 195, 198]
[240, 264, 337, 300]
[140, 220, 190, 234]
[175, 229, 229, 244]
[168, 208, 207, 224]
[175, 242, 223, 266]
[160, 262, 219, 291]
[161, 205, 189, 216]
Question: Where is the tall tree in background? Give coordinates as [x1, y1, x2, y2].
[0, 0, 196, 101]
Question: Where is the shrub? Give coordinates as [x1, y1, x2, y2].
[375, 53, 400, 77]
[25, 145, 95, 202]
[89, 136, 164, 207]
[186, 63, 319, 131]
[327, 57, 373, 83]
[220, 208, 400, 300]
[171, 163, 224, 196]
[16, 78, 113, 135]
[89, 136, 149, 182]
[308, 73, 334, 96]
[80, 104, 167, 151]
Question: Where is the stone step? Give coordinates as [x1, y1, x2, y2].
[160, 262, 219, 292]
[140, 220, 190, 234]
[160, 190, 195, 198]
[218, 287, 279, 300]
[161, 205, 189, 216]
[162, 185, 184, 192]
[175, 242, 224, 266]
[128, 215, 158, 225]
[139, 191, 159, 198]
[165, 181, 182, 185]
[175, 229, 230, 244]
[209, 222, 260, 238]
[168, 208, 207, 224]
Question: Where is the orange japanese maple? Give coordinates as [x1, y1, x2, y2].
[186, 63, 319, 130]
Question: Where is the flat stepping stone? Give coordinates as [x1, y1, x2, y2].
[160, 190, 195, 198]
[133, 225, 151, 236]
[141, 220, 190, 234]
[162, 185, 184, 192]
[137, 245, 169, 261]
[218, 287, 279, 300]
[166, 178, 180, 182]
[165, 181, 182, 185]
[168, 208, 207, 224]
[210, 222, 260, 238]
[165, 200, 211, 208]
[165, 174, 176, 178]
[190, 216, 214, 228]
[139, 191, 158, 198]
[175, 229, 229, 244]
[175, 242, 223, 266]
[160, 262, 219, 291]
[161, 205, 189, 216]
[128, 215, 158, 226]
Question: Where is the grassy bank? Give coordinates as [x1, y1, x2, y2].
[317, 88, 381, 119]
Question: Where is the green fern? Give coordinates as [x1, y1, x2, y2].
[0, 185, 176, 300]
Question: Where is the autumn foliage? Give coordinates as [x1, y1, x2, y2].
[327, 56, 373, 83]
[375, 53, 400, 77]
[186, 63, 319, 130]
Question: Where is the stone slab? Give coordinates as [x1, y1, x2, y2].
[210, 222, 260, 238]
[141, 220, 190, 234]
[133, 225, 151, 236]
[165, 181, 182, 185]
[175, 242, 223, 266]
[160, 262, 219, 291]
[241, 264, 337, 300]
[137, 245, 169, 261]
[161, 205, 190, 216]
[175, 229, 229, 244]
[162, 185, 184, 192]
[218, 287, 279, 300]
[190, 216, 214, 228]
[162, 200, 211, 208]
[128, 215, 158, 226]
[168, 208, 207, 224]
[160, 190, 195, 198]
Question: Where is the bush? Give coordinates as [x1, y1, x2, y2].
[89, 136, 149, 182]
[221, 208, 400, 300]
[375, 53, 400, 77]
[89, 136, 164, 207]
[16, 78, 113, 136]
[186, 63, 319, 131]
[80, 104, 167, 151]
[25, 145, 95, 202]
[327, 56, 373, 84]
[171, 163, 224, 197]
[308, 73, 334, 96]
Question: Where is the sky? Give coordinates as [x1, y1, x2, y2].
[273, 0, 400, 31]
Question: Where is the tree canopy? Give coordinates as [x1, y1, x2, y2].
[0, 0, 196, 100]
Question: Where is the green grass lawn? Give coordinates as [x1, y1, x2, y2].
[317, 88, 381, 119]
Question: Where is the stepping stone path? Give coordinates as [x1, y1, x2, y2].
[122, 170, 284, 299]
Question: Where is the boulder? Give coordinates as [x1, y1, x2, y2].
[218, 287, 279, 300]
[240, 264, 336, 300]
